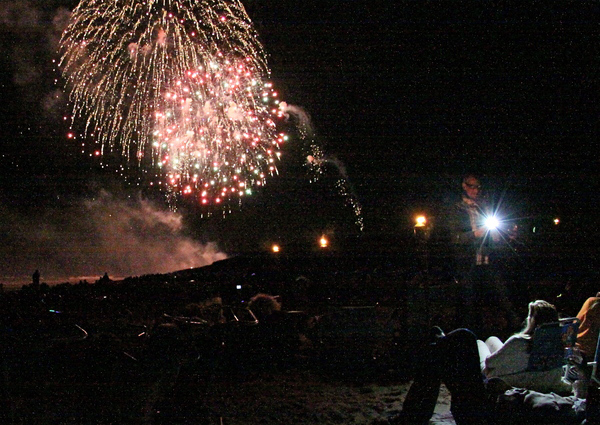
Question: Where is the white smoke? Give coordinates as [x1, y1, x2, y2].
[0, 2, 70, 113]
[41, 89, 65, 115]
[49, 7, 71, 50]
[0, 1, 42, 28]
[11, 44, 42, 86]
[322, 155, 348, 179]
[226, 101, 245, 121]
[0, 192, 228, 286]
[278, 102, 314, 138]
[128, 42, 139, 59]
[277, 102, 363, 230]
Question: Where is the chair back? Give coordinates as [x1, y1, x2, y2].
[527, 317, 580, 372]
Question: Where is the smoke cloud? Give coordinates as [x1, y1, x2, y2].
[0, 1, 70, 117]
[277, 102, 363, 230]
[0, 192, 228, 287]
[0, 1, 42, 28]
[278, 102, 314, 139]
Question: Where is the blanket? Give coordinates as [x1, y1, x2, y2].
[495, 387, 586, 424]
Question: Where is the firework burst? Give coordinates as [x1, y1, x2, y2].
[59, 0, 286, 204]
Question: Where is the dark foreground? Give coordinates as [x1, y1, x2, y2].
[1, 247, 597, 424]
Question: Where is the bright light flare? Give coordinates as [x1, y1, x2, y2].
[271, 244, 280, 253]
[485, 215, 500, 230]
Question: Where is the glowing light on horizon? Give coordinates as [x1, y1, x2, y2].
[415, 215, 426, 227]
[59, 0, 286, 205]
[319, 235, 329, 248]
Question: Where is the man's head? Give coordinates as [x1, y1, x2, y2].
[462, 175, 481, 201]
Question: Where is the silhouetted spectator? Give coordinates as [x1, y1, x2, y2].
[248, 293, 298, 366]
[248, 293, 282, 322]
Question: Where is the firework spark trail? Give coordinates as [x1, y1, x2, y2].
[280, 102, 364, 231]
[317, 156, 364, 232]
[60, 0, 286, 204]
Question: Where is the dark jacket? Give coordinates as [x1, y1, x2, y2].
[446, 198, 494, 276]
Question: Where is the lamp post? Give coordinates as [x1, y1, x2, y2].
[414, 214, 431, 272]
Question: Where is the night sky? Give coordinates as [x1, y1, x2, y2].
[1, 0, 599, 284]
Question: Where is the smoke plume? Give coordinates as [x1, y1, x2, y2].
[0, 192, 227, 287]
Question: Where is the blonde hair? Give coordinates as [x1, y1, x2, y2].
[520, 300, 558, 336]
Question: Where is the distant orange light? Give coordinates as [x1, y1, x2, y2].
[415, 215, 427, 227]
[319, 236, 328, 248]
[554, 218, 560, 225]
[271, 244, 280, 253]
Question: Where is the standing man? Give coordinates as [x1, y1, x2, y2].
[446, 174, 516, 337]
[448, 174, 497, 276]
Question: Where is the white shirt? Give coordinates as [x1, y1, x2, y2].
[483, 334, 572, 394]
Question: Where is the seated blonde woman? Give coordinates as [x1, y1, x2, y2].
[477, 300, 572, 394]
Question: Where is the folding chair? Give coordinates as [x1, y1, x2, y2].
[591, 329, 600, 384]
[527, 317, 580, 373]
